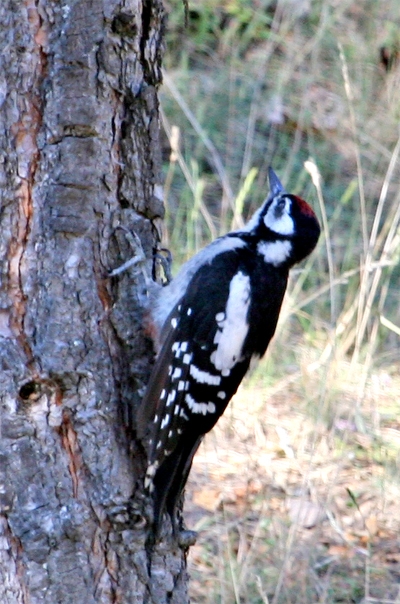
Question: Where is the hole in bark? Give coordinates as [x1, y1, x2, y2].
[19, 381, 42, 402]
[119, 196, 130, 209]
[121, 119, 128, 139]
[111, 12, 137, 39]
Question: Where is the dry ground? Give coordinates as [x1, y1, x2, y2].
[185, 357, 400, 603]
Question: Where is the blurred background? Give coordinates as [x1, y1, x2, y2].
[159, 1, 400, 601]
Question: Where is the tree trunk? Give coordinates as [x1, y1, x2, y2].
[0, 0, 189, 602]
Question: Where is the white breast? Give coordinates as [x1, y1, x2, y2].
[210, 271, 251, 373]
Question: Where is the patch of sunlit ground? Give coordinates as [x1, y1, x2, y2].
[186, 355, 400, 603]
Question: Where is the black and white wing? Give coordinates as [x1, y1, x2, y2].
[137, 249, 255, 531]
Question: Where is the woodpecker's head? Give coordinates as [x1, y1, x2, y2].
[247, 168, 321, 266]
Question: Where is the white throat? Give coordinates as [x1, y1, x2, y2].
[257, 240, 292, 266]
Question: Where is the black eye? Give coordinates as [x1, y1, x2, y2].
[274, 197, 287, 217]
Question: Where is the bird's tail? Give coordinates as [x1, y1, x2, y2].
[149, 434, 203, 539]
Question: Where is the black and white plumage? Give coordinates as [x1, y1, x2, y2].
[137, 168, 320, 537]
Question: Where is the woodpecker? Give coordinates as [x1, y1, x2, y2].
[137, 168, 320, 538]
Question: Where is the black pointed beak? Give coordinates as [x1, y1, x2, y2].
[268, 167, 285, 197]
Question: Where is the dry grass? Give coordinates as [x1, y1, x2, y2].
[186, 352, 400, 603]
[159, 1, 400, 601]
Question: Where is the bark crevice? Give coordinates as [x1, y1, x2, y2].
[0, 0, 190, 601]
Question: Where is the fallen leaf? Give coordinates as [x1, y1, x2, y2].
[192, 488, 221, 511]
[327, 544, 352, 557]
[365, 515, 379, 537]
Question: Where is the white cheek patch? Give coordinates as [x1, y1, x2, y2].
[264, 198, 294, 235]
[210, 271, 250, 372]
[257, 240, 292, 266]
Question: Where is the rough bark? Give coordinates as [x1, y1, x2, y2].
[0, 0, 189, 602]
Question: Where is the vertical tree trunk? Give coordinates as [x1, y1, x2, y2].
[0, 0, 189, 602]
